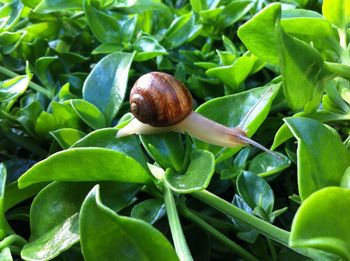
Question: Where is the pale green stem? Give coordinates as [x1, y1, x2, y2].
[180, 206, 259, 261]
[339, 28, 348, 49]
[338, 28, 350, 66]
[192, 190, 329, 260]
[325, 62, 350, 80]
[0, 234, 27, 249]
[0, 65, 52, 98]
[192, 190, 289, 246]
[163, 183, 193, 261]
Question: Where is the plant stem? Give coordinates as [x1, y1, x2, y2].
[266, 238, 277, 261]
[192, 190, 329, 260]
[0, 234, 27, 249]
[192, 190, 290, 246]
[337, 28, 350, 66]
[338, 28, 348, 50]
[163, 183, 193, 261]
[325, 62, 350, 81]
[0, 65, 52, 98]
[180, 206, 259, 261]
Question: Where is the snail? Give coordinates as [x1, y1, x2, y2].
[117, 72, 279, 158]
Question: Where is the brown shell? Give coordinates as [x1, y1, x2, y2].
[130, 72, 193, 127]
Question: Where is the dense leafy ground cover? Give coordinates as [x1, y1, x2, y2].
[1, 0, 350, 260]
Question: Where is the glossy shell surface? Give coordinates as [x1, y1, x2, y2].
[130, 72, 193, 127]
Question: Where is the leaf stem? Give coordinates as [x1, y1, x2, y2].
[0, 65, 52, 98]
[192, 190, 289, 245]
[163, 182, 193, 261]
[325, 62, 350, 81]
[192, 190, 327, 260]
[337, 28, 350, 66]
[266, 238, 277, 261]
[179, 206, 259, 261]
[338, 28, 348, 50]
[0, 234, 27, 249]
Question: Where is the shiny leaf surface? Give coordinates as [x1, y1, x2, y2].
[290, 187, 350, 259]
[285, 117, 350, 200]
[80, 186, 179, 261]
[18, 148, 151, 188]
[164, 149, 215, 193]
[82, 52, 135, 125]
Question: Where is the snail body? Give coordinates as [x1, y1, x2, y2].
[117, 72, 279, 158]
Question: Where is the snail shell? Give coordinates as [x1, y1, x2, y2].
[129, 72, 193, 127]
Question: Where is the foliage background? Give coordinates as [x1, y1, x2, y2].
[1, 0, 350, 260]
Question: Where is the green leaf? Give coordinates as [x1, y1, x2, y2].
[206, 54, 258, 92]
[23, 21, 60, 41]
[195, 84, 280, 161]
[190, 0, 207, 12]
[322, 0, 350, 28]
[163, 12, 198, 49]
[248, 152, 291, 178]
[50, 128, 86, 149]
[231, 195, 259, 243]
[281, 11, 338, 52]
[133, 35, 168, 62]
[140, 133, 185, 173]
[0, 75, 30, 111]
[92, 43, 123, 54]
[0, 247, 12, 261]
[236, 171, 274, 215]
[4, 182, 45, 213]
[222, 35, 238, 56]
[271, 110, 350, 150]
[290, 187, 350, 259]
[285, 117, 350, 200]
[271, 123, 293, 150]
[35, 102, 82, 139]
[18, 148, 151, 188]
[29, 182, 92, 240]
[164, 149, 215, 193]
[0, 0, 23, 31]
[0, 31, 25, 54]
[131, 199, 165, 224]
[34, 56, 57, 90]
[323, 78, 350, 113]
[80, 185, 179, 261]
[340, 166, 350, 188]
[215, 0, 254, 29]
[83, 0, 121, 43]
[216, 50, 236, 66]
[278, 27, 328, 112]
[121, 15, 137, 43]
[70, 99, 106, 129]
[30, 181, 140, 240]
[82, 52, 135, 125]
[0, 164, 12, 238]
[238, 3, 281, 65]
[15, 101, 43, 137]
[34, 111, 57, 138]
[21, 214, 80, 261]
[73, 128, 149, 171]
[220, 147, 250, 179]
[34, 0, 82, 13]
[186, 75, 223, 99]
